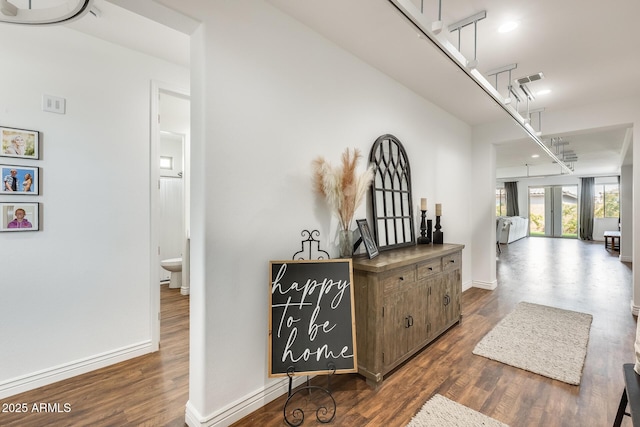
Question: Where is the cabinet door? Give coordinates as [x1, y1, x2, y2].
[427, 276, 447, 335]
[382, 289, 410, 369]
[443, 268, 461, 322]
[407, 280, 430, 351]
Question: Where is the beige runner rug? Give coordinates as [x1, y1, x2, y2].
[405, 394, 509, 427]
[473, 301, 592, 385]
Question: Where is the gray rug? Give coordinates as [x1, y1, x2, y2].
[405, 394, 509, 427]
[473, 301, 592, 385]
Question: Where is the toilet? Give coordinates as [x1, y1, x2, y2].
[160, 257, 182, 289]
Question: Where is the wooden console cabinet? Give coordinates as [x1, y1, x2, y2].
[352, 243, 464, 386]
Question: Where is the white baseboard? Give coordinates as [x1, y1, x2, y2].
[185, 376, 308, 427]
[462, 280, 473, 292]
[631, 300, 640, 316]
[0, 341, 154, 399]
[472, 279, 498, 291]
[620, 255, 632, 263]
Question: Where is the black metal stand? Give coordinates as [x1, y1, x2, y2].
[292, 230, 330, 260]
[433, 216, 443, 244]
[417, 210, 430, 244]
[283, 364, 337, 426]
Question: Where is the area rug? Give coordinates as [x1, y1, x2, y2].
[472, 301, 592, 385]
[405, 394, 509, 427]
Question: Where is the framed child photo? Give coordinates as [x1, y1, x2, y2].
[1, 203, 39, 232]
[1, 165, 39, 195]
[0, 127, 39, 160]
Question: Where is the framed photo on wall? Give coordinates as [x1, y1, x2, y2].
[356, 218, 379, 259]
[1, 165, 39, 194]
[0, 127, 39, 160]
[0, 202, 39, 232]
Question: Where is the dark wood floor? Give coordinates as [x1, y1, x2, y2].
[233, 237, 636, 427]
[1, 238, 635, 427]
[0, 284, 189, 427]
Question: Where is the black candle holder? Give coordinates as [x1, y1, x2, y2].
[417, 210, 430, 244]
[433, 215, 443, 244]
[427, 219, 433, 242]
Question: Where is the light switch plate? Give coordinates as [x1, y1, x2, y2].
[42, 95, 66, 114]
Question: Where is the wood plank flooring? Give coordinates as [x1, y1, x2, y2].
[0, 285, 189, 427]
[233, 238, 636, 427]
[1, 238, 636, 427]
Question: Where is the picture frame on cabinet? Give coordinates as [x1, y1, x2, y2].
[1, 165, 39, 195]
[356, 218, 379, 259]
[0, 126, 39, 160]
[0, 202, 39, 232]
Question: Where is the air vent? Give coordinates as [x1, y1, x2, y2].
[515, 72, 545, 85]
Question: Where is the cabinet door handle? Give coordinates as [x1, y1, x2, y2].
[449, 260, 455, 264]
[444, 294, 450, 306]
[428, 267, 433, 271]
[408, 315, 414, 327]
[399, 276, 404, 281]
[405, 317, 411, 328]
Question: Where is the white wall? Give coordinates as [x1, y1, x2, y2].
[186, 2, 473, 425]
[0, 24, 188, 397]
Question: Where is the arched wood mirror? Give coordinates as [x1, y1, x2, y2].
[369, 134, 415, 250]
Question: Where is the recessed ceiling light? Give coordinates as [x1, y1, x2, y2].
[536, 89, 552, 96]
[498, 21, 519, 33]
[531, 154, 540, 158]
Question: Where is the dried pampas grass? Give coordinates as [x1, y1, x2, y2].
[312, 148, 374, 231]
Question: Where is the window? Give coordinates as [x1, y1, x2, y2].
[496, 188, 507, 216]
[160, 156, 173, 170]
[594, 183, 619, 219]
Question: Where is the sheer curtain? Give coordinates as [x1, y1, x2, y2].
[579, 177, 594, 240]
[505, 182, 519, 216]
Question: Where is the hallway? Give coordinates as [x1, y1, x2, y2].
[0, 238, 634, 426]
[234, 237, 635, 426]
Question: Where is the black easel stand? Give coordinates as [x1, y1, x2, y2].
[283, 364, 337, 426]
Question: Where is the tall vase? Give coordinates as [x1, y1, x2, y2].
[338, 229, 353, 258]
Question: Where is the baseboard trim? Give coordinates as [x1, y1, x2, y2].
[631, 300, 640, 316]
[0, 340, 154, 399]
[620, 255, 632, 263]
[185, 376, 309, 427]
[472, 279, 498, 291]
[462, 280, 473, 292]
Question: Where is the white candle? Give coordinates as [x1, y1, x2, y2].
[435, 203, 442, 216]
[420, 198, 427, 211]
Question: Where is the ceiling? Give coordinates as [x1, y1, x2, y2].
[60, 0, 640, 178]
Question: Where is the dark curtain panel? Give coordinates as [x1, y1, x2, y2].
[505, 182, 519, 216]
[579, 177, 594, 240]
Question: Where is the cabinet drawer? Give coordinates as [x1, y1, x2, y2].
[382, 266, 416, 293]
[417, 259, 441, 279]
[442, 252, 461, 272]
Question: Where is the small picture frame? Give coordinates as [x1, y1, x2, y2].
[0, 202, 39, 232]
[1, 165, 39, 195]
[356, 218, 379, 259]
[1, 127, 39, 160]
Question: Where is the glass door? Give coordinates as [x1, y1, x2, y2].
[528, 187, 546, 236]
[560, 186, 578, 238]
[528, 185, 577, 238]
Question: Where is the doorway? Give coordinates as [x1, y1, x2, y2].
[158, 131, 185, 283]
[150, 81, 190, 349]
[528, 185, 578, 238]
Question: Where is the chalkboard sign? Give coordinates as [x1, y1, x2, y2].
[269, 259, 358, 377]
